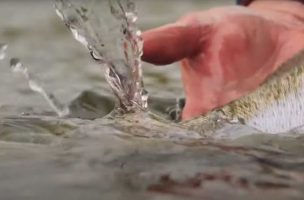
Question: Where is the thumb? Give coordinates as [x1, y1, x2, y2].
[142, 23, 207, 65]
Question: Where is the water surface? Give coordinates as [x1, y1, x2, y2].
[0, 1, 303, 200]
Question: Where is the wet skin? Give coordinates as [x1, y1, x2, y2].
[142, 0, 304, 120]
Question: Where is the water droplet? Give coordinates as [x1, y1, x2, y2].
[10, 58, 27, 74]
[55, 8, 65, 21]
[135, 30, 141, 37]
[28, 80, 43, 94]
[126, 12, 137, 23]
[0, 43, 8, 60]
[9, 58, 69, 117]
[70, 27, 88, 47]
[89, 48, 104, 62]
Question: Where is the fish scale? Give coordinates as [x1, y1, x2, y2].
[181, 49, 304, 135]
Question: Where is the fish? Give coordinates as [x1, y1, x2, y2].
[181, 49, 304, 136]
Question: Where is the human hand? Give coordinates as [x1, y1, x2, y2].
[142, 0, 304, 120]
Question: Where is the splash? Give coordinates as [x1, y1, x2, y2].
[0, 43, 8, 60]
[55, 0, 148, 113]
[10, 58, 69, 117]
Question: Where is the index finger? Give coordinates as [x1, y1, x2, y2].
[142, 23, 205, 65]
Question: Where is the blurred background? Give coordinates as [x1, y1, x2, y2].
[0, 0, 234, 115]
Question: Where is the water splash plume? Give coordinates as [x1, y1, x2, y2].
[55, 0, 148, 113]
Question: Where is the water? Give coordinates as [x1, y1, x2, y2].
[10, 58, 69, 117]
[0, 0, 303, 199]
[55, 0, 147, 113]
[0, 43, 8, 60]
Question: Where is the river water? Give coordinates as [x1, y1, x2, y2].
[0, 1, 304, 200]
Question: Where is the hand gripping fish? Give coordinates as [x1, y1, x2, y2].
[181, 49, 304, 135]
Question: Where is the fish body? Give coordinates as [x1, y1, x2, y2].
[181, 49, 304, 135]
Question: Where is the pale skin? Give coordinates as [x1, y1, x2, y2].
[141, 0, 304, 120]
